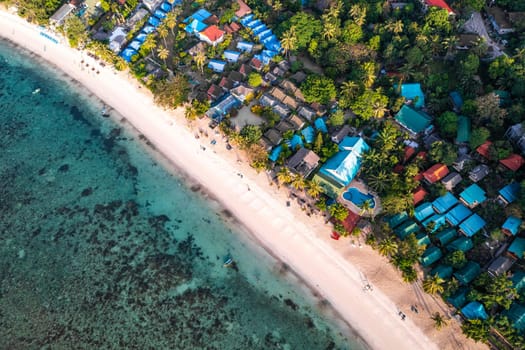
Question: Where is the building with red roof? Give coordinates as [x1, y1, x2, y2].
[500, 154, 525, 171]
[235, 0, 252, 18]
[198, 25, 225, 46]
[342, 210, 360, 234]
[425, 0, 455, 15]
[423, 163, 449, 184]
[414, 186, 428, 205]
[476, 141, 492, 159]
[403, 146, 417, 164]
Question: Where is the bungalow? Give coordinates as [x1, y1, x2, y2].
[269, 87, 287, 102]
[206, 94, 241, 119]
[50, 3, 76, 26]
[230, 84, 254, 102]
[508, 237, 525, 259]
[228, 71, 244, 84]
[109, 27, 128, 53]
[286, 148, 320, 178]
[291, 71, 307, 84]
[422, 163, 449, 184]
[387, 211, 409, 229]
[453, 154, 473, 172]
[450, 91, 463, 111]
[432, 192, 458, 214]
[259, 94, 278, 107]
[143, 0, 164, 12]
[218, 77, 235, 91]
[259, 137, 273, 152]
[413, 186, 428, 205]
[224, 22, 241, 34]
[459, 213, 486, 237]
[398, 83, 425, 108]
[500, 154, 525, 172]
[287, 114, 305, 130]
[423, 214, 446, 233]
[297, 106, 316, 122]
[184, 8, 212, 23]
[502, 216, 522, 236]
[264, 128, 282, 146]
[505, 123, 525, 154]
[487, 6, 515, 35]
[331, 125, 352, 144]
[301, 126, 315, 144]
[239, 63, 252, 78]
[498, 182, 520, 206]
[272, 103, 291, 119]
[461, 302, 488, 321]
[435, 228, 457, 246]
[314, 118, 328, 133]
[204, 14, 219, 25]
[235, 0, 252, 18]
[503, 303, 525, 332]
[275, 120, 294, 133]
[185, 19, 208, 34]
[420, 246, 443, 267]
[223, 50, 241, 63]
[476, 140, 492, 159]
[314, 137, 370, 192]
[454, 261, 481, 285]
[414, 202, 435, 222]
[469, 164, 489, 183]
[456, 116, 471, 144]
[127, 8, 149, 28]
[207, 59, 226, 73]
[395, 105, 432, 135]
[187, 41, 207, 56]
[460, 183, 487, 208]
[236, 41, 255, 53]
[488, 256, 516, 277]
[424, 0, 455, 15]
[395, 220, 420, 240]
[447, 237, 474, 253]
[198, 25, 225, 46]
[207, 84, 223, 101]
[445, 204, 472, 227]
[264, 72, 278, 85]
[456, 34, 482, 50]
[310, 102, 327, 116]
[441, 172, 462, 191]
[282, 96, 299, 110]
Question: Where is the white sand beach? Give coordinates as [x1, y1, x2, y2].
[0, 11, 487, 350]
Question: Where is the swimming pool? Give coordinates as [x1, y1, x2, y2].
[342, 188, 375, 208]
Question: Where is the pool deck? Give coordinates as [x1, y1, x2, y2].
[339, 180, 382, 218]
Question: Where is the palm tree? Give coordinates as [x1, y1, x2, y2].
[164, 11, 177, 35]
[306, 180, 323, 199]
[349, 4, 366, 26]
[322, 22, 338, 41]
[142, 35, 157, 52]
[184, 104, 197, 122]
[378, 237, 398, 257]
[281, 26, 297, 59]
[157, 24, 169, 47]
[157, 47, 169, 64]
[367, 170, 390, 193]
[340, 81, 360, 100]
[423, 274, 445, 295]
[290, 176, 306, 191]
[193, 51, 206, 73]
[277, 167, 293, 186]
[358, 199, 374, 217]
[431, 312, 448, 330]
[327, 0, 342, 19]
[372, 100, 388, 119]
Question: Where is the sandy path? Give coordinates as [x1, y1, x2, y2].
[0, 10, 487, 350]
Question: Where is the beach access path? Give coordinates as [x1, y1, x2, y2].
[0, 10, 487, 350]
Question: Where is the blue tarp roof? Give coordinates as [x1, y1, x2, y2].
[254, 53, 271, 65]
[240, 14, 254, 25]
[460, 184, 487, 207]
[398, 83, 425, 108]
[208, 59, 226, 72]
[318, 137, 369, 187]
[433, 192, 458, 214]
[462, 301, 488, 320]
[415, 202, 435, 222]
[314, 118, 328, 133]
[448, 288, 469, 308]
[503, 216, 522, 236]
[236, 41, 254, 52]
[160, 2, 172, 12]
[120, 48, 137, 62]
[148, 16, 161, 27]
[286, 134, 304, 149]
[388, 211, 409, 229]
[436, 228, 457, 246]
[154, 9, 167, 19]
[185, 19, 208, 33]
[268, 145, 282, 162]
[454, 261, 481, 285]
[499, 182, 520, 204]
[450, 91, 463, 109]
[128, 40, 141, 51]
[431, 265, 453, 279]
[459, 214, 486, 237]
[509, 237, 525, 259]
[135, 33, 147, 43]
[224, 50, 241, 62]
[445, 204, 472, 226]
[142, 25, 155, 34]
[183, 8, 212, 23]
[423, 214, 446, 233]
[420, 246, 442, 267]
[301, 126, 314, 143]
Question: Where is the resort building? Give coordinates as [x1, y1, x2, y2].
[498, 182, 521, 206]
[459, 183, 487, 208]
[445, 204, 472, 227]
[508, 238, 525, 259]
[235, 0, 252, 18]
[488, 256, 516, 277]
[454, 261, 481, 285]
[397, 83, 425, 108]
[286, 148, 320, 178]
[432, 192, 458, 214]
[469, 164, 489, 183]
[207, 59, 226, 73]
[476, 140, 492, 160]
[502, 216, 522, 236]
[500, 154, 525, 172]
[314, 137, 370, 197]
[459, 214, 486, 237]
[395, 105, 433, 135]
[198, 25, 225, 46]
[505, 123, 525, 154]
[50, 3, 76, 26]
[109, 27, 128, 53]
[441, 172, 462, 191]
[422, 163, 449, 184]
[230, 85, 254, 103]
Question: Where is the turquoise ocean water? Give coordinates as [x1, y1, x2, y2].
[0, 39, 368, 350]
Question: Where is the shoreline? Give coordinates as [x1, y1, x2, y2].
[0, 11, 486, 350]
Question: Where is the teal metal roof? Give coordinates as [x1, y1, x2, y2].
[445, 204, 472, 226]
[504, 303, 525, 331]
[421, 246, 442, 267]
[459, 214, 486, 237]
[456, 115, 471, 143]
[460, 184, 487, 207]
[509, 237, 525, 259]
[448, 288, 469, 308]
[499, 182, 520, 204]
[423, 214, 446, 233]
[398, 83, 425, 108]
[447, 237, 474, 252]
[431, 265, 453, 279]
[461, 301, 488, 320]
[415, 202, 435, 222]
[454, 261, 481, 285]
[387, 211, 408, 229]
[395, 105, 432, 134]
[435, 228, 457, 246]
[511, 271, 525, 293]
[433, 192, 459, 214]
[502, 216, 522, 236]
[395, 220, 420, 240]
[416, 232, 431, 246]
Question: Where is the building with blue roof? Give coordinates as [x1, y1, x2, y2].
[388, 211, 409, 229]
[448, 288, 469, 308]
[445, 204, 472, 226]
[185, 19, 208, 34]
[240, 14, 254, 25]
[148, 16, 161, 27]
[135, 33, 147, 43]
[286, 134, 303, 149]
[502, 216, 522, 236]
[120, 48, 137, 62]
[461, 301, 488, 320]
[314, 118, 328, 133]
[423, 214, 446, 233]
[415, 202, 435, 222]
[301, 126, 314, 144]
[268, 145, 282, 162]
[224, 50, 241, 63]
[142, 25, 155, 34]
[459, 213, 486, 237]
[252, 24, 267, 35]
[421, 246, 442, 267]
[154, 9, 166, 19]
[206, 94, 241, 120]
[246, 19, 262, 28]
[432, 192, 458, 214]
[395, 220, 420, 240]
[503, 303, 525, 332]
[499, 182, 521, 205]
[459, 183, 487, 208]
[258, 29, 273, 40]
[315, 137, 369, 189]
[509, 237, 525, 259]
[208, 59, 226, 73]
[128, 40, 142, 51]
[450, 91, 463, 111]
[183, 8, 212, 23]
[237, 41, 254, 52]
[397, 83, 425, 108]
[160, 2, 172, 12]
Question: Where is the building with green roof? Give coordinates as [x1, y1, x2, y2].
[508, 237, 525, 259]
[454, 261, 481, 285]
[387, 211, 408, 229]
[447, 288, 469, 309]
[447, 237, 474, 252]
[456, 115, 471, 144]
[431, 264, 453, 279]
[435, 228, 457, 246]
[395, 105, 432, 135]
[416, 232, 431, 246]
[395, 220, 420, 240]
[511, 271, 525, 294]
[504, 303, 525, 331]
[421, 246, 442, 267]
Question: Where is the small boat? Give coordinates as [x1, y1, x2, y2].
[101, 106, 110, 117]
[223, 254, 234, 268]
[32, 88, 40, 95]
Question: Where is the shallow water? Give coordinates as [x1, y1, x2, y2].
[0, 40, 368, 350]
